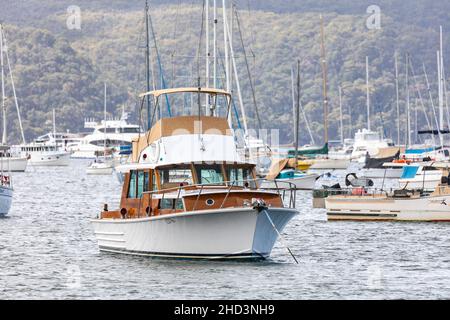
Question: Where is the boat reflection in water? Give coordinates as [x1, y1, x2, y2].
[91, 88, 299, 260]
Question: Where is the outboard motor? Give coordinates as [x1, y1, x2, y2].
[345, 173, 374, 187]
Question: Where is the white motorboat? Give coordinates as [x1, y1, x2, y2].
[86, 84, 115, 176]
[359, 168, 403, 179]
[16, 145, 71, 166]
[91, 88, 299, 260]
[351, 129, 394, 160]
[0, 154, 27, 172]
[325, 184, 450, 222]
[398, 165, 444, 191]
[34, 132, 84, 151]
[13, 110, 71, 166]
[261, 158, 319, 190]
[70, 111, 142, 159]
[260, 170, 318, 190]
[86, 160, 114, 175]
[308, 158, 350, 170]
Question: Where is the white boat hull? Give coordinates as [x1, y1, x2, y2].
[399, 178, 441, 191]
[309, 159, 350, 170]
[0, 157, 28, 172]
[86, 162, 114, 175]
[91, 207, 297, 259]
[0, 185, 13, 215]
[260, 174, 318, 190]
[359, 168, 403, 179]
[326, 193, 450, 221]
[70, 150, 97, 159]
[29, 152, 71, 166]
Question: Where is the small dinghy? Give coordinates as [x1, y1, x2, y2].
[261, 158, 319, 190]
[86, 159, 113, 175]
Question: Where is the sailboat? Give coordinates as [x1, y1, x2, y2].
[296, 16, 350, 170]
[262, 61, 319, 190]
[350, 57, 394, 161]
[0, 24, 27, 172]
[86, 83, 114, 175]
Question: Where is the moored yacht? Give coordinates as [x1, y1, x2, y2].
[91, 88, 299, 260]
[0, 147, 27, 172]
[351, 129, 394, 160]
[70, 112, 142, 159]
[13, 110, 71, 166]
[325, 181, 450, 222]
[14, 143, 70, 166]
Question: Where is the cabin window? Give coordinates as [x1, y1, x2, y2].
[227, 167, 254, 187]
[158, 167, 193, 189]
[158, 198, 184, 210]
[152, 171, 158, 191]
[120, 127, 140, 134]
[128, 171, 137, 198]
[137, 171, 145, 198]
[159, 198, 173, 209]
[195, 165, 224, 185]
[128, 171, 151, 199]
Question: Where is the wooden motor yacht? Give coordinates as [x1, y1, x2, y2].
[91, 88, 299, 260]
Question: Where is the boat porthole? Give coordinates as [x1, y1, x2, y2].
[206, 199, 215, 206]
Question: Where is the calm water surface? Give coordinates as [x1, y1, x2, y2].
[1, 162, 449, 299]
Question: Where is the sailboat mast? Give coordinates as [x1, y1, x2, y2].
[222, 0, 231, 126]
[395, 52, 400, 146]
[438, 50, 444, 131]
[224, 14, 248, 135]
[339, 86, 344, 144]
[0, 24, 6, 145]
[52, 108, 56, 149]
[104, 83, 107, 158]
[145, 0, 151, 130]
[406, 53, 411, 147]
[213, 0, 217, 89]
[320, 15, 329, 145]
[294, 61, 300, 161]
[2, 26, 26, 144]
[366, 56, 371, 131]
[440, 26, 447, 131]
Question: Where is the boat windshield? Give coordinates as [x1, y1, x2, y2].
[195, 164, 224, 185]
[154, 163, 255, 189]
[159, 166, 194, 188]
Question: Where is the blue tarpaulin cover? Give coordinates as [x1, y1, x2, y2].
[405, 147, 435, 154]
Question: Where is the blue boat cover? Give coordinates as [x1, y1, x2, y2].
[405, 147, 435, 154]
[400, 166, 419, 179]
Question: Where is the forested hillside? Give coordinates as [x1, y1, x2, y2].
[0, 0, 449, 144]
